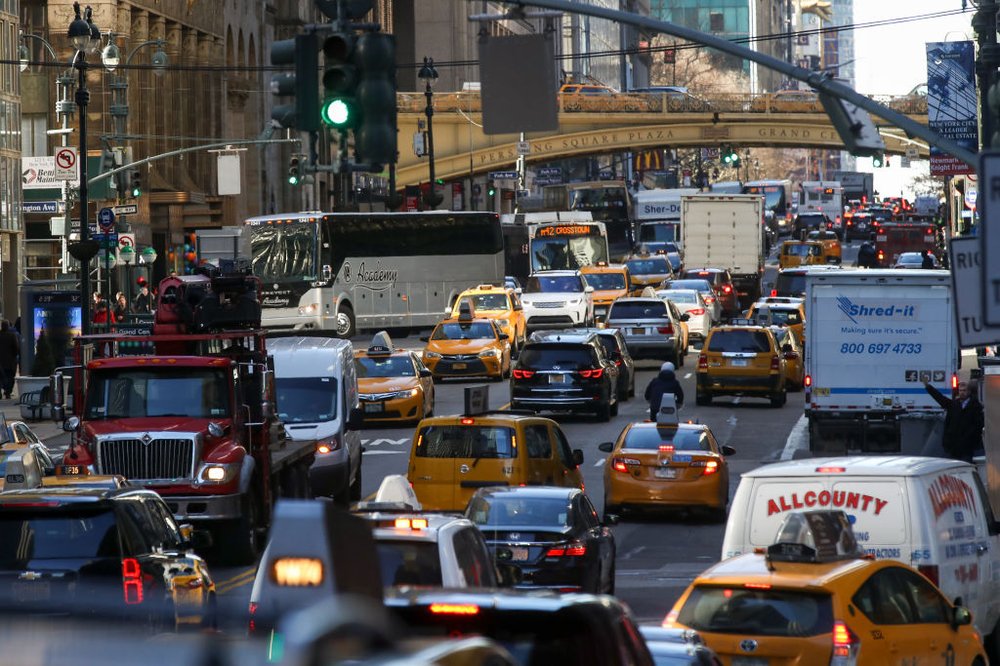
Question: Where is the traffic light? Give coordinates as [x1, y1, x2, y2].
[129, 169, 142, 197]
[720, 145, 739, 166]
[487, 181, 496, 197]
[270, 33, 319, 131]
[354, 32, 397, 167]
[872, 152, 884, 168]
[288, 156, 301, 185]
[321, 31, 359, 129]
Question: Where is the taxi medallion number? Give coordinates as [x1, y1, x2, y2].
[654, 468, 677, 479]
[453, 363, 467, 370]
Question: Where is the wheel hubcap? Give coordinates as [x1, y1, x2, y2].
[335, 313, 351, 335]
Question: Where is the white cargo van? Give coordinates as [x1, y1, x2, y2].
[722, 456, 1000, 649]
[270, 336, 363, 503]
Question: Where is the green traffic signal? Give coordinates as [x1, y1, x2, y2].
[129, 171, 142, 197]
[321, 98, 353, 128]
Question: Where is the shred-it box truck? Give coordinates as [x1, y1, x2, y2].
[681, 193, 764, 308]
[804, 269, 957, 453]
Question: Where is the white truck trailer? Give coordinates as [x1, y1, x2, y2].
[680, 193, 765, 308]
[804, 269, 957, 453]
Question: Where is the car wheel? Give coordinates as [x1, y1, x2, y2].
[334, 305, 356, 339]
[696, 391, 712, 406]
[596, 400, 611, 422]
[629, 375, 636, 398]
[610, 396, 619, 417]
[604, 561, 616, 595]
[349, 462, 362, 502]
[617, 379, 628, 402]
[770, 390, 787, 408]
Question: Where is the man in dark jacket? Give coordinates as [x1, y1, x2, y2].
[924, 380, 984, 462]
[856, 241, 877, 268]
[645, 361, 684, 421]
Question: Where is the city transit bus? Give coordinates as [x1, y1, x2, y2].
[743, 179, 794, 235]
[543, 181, 632, 260]
[501, 212, 609, 282]
[245, 211, 504, 337]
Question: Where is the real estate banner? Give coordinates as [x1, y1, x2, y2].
[926, 41, 977, 177]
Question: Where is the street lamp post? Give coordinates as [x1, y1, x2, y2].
[117, 244, 135, 317]
[138, 247, 157, 293]
[67, 2, 101, 334]
[104, 37, 168, 143]
[418, 57, 443, 208]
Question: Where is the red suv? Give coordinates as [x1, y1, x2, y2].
[679, 268, 739, 318]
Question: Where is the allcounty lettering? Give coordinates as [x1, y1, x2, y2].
[766, 490, 889, 516]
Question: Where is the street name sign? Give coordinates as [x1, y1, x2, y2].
[950, 236, 1000, 346]
[112, 204, 138, 216]
[980, 152, 1000, 324]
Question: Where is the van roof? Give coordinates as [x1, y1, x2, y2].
[743, 455, 971, 479]
[269, 336, 354, 352]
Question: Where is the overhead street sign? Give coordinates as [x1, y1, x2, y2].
[980, 152, 1000, 324]
[21, 201, 60, 214]
[950, 237, 1000, 347]
[489, 171, 518, 180]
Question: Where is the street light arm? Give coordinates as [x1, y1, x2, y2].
[20, 32, 60, 62]
[125, 39, 166, 65]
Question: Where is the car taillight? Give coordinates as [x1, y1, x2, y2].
[612, 457, 639, 473]
[578, 368, 604, 379]
[804, 374, 812, 387]
[831, 620, 860, 665]
[701, 460, 719, 476]
[770, 355, 780, 371]
[877, 250, 884, 261]
[122, 558, 144, 605]
[769, 289, 777, 297]
[656, 325, 673, 334]
[614, 359, 622, 366]
[547, 541, 587, 557]
[698, 354, 708, 370]
[918, 565, 940, 586]
[722, 284, 732, 294]
[704, 295, 715, 304]
[687, 308, 705, 315]
[512, 368, 535, 379]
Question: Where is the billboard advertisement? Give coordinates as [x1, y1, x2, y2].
[926, 41, 977, 177]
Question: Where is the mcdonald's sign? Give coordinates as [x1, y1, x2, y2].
[635, 149, 664, 171]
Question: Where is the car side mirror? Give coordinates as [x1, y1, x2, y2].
[680, 313, 690, 322]
[722, 445, 736, 457]
[952, 605, 972, 628]
[584, 286, 594, 294]
[420, 336, 430, 343]
[419, 368, 433, 378]
[782, 344, 793, 353]
[495, 562, 523, 587]
[598, 442, 614, 453]
[347, 407, 364, 430]
[63, 416, 81, 433]
[603, 513, 619, 526]
[573, 449, 584, 466]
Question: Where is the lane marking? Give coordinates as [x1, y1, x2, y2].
[361, 437, 410, 447]
[215, 567, 256, 594]
[620, 546, 646, 560]
[684, 372, 692, 379]
[781, 414, 809, 461]
[594, 458, 606, 467]
[732, 397, 741, 405]
[363, 450, 406, 456]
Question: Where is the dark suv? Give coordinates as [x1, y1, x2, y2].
[562, 327, 635, 401]
[679, 268, 739, 318]
[511, 331, 619, 421]
[792, 212, 832, 239]
[0, 487, 215, 629]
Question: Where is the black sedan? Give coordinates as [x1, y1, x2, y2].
[465, 486, 616, 594]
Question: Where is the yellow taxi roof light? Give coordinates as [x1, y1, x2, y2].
[368, 330, 395, 355]
[272, 557, 324, 587]
[393, 517, 428, 530]
[429, 603, 480, 615]
[460, 417, 475, 425]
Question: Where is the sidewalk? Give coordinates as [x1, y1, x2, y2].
[0, 393, 67, 442]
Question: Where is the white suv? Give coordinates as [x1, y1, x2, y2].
[519, 270, 595, 330]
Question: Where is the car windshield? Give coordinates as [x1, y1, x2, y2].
[467, 496, 571, 527]
[665, 279, 713, 294]
[431, 322, 496, 340]
[276, 377, 338, 423]
[749, 309, 801, 326]
[84, 368, 231, 419]
[466, 293, 508, 310]
[608, 301, 667, 320]
[658, 290, 697, 304]
[677, 586, 834, 637]
[626, 258, 671, 274]
[784, 244, 818, 257]
[681, 272, 720, 285]
[638, 224, 677, 243]
[525, 275, 585, 293]
[0, 508, 119, 565]
[415, 425, 516, 459]
[377, 540, 442, 587]
[583, 272, 626, 290]
[774, 273, 807, 297]
[518, 344, 596, 369]
[708, 330, 772, 353]
[355, 356, 414, 378]
[622, 427, 710, 451]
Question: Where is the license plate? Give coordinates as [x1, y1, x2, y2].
[12, 582, 50, 602]
[549, 374, 567, 384]
[631, 327, 645, 335]
[732, 659, 768, 666]
[453, 363, 467, 370]
[510, 547, 529, 561]
[730, 358, 749, 367]
[363, 403, 384, 414]
[654, 468, 677, 479]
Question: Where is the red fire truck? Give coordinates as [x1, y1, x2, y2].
[873, 220, 939, 267]
[50, 266, 331, 564]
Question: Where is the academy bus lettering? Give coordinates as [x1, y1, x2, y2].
[765, 489, 889, 516]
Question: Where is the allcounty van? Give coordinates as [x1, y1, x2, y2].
[721, 456, 1000, 655]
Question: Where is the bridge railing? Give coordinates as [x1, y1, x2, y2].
[396, 91, 927, 116]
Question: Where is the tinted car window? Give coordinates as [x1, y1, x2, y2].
[623, 427, 710, 451]
[585, 273, 627, 290]
[608, 301, 667, 319]
[626, 258, 671, 274]
[378, 540, 443, 586]
[453, 528, 497, 587]
[596, 334, 623, 358]
[355, 356, 415, 378]
[431, 322, 496, 340]
[525, 275, 584, 293]
[677, 586, 834, 637]
[751, 308, 801, 326]
[525, 425, 553, 459]
[0, 508, 120, 564]
[774, 272, 807, 297]
[415, 426, 516, 459]
[708, 330, 773, 353]
[468, 293, 508, 310]
[519, 344, 597, 369]
[469, 496, 571, 527]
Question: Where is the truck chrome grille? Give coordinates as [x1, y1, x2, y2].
[97, 438, 195, 480]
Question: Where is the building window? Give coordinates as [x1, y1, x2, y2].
[21, 114, 46, 157]
[709, 12, 724, 32]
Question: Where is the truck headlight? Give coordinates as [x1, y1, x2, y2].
[196, 463, 239, 484]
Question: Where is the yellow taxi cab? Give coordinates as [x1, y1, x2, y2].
[422, 302, 512, 381]
[407, 410, 586, 512]
[624, 253, 675, 291]
[746, 299, 806, 346]
[697, 324, 786, 407]
[806, 229, 842, 264]
[579, 263, 632, 324]
[778, 240, 825, 269]
[664, 511, 986, 666]
[355, 331, 435, 425]
[451, 284, 527, 352]
[598, 406, 734, 521]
